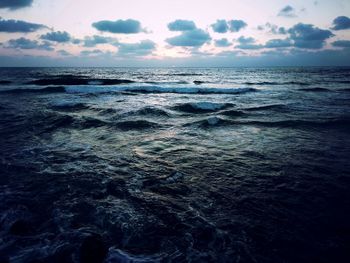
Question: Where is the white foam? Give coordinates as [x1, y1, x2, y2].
[64, 85, 256, 95]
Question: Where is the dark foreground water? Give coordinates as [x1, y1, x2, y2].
[0, 67, 350, 263]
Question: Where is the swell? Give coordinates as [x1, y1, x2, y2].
[1, 86, 65, 94]
[244, 81, 310, 86]
[51, 102, 90, 111]
[299, 87, 331, 92]
[124, 107, 170, 117]
[243, 104, 287, 111]
[184, 117, 350, 129]
[27, 78, 135, 86]
[0, 80, 12, 84]
[172, 102, 234, 113]
[65, 85, 258, 95]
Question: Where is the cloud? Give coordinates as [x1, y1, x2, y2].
[278, 5, 297, 17]
[235, 36, 263, 49]
[168, 20, 196, 31]
[228, 20, 247, 32]
[331, 16, 350, 30]
[0, 18, 46, 33]
[237, 36, 255, 44]
[0, 0, 33, 10]
[71, 38, 81, 44]
[57, 49, 71, 56]
[114, 40, 156, 56]
[80, 49, 105, 56]
[6, 37, 53, 51]
[92, 19, 143, 34]
[40, 31, 71, 43]
[83, 35, 116, 47]
[288, 23, 334, 49]
[166, 28, 211, 47]
[259, 23, 287, 34]
[332, 40, 350, 48]
[211, 20, 228, 33]
[265, 39, 292, 48]
[215, 38, 231, 47]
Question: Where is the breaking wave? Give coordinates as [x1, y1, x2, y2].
[64, 85, 257, 95]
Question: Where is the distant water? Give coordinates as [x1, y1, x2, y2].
[0, 67, 350, 263]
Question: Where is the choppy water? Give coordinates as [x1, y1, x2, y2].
[0, 67, 350, 263]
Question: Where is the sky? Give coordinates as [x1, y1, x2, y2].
[0, 0, 350, 66]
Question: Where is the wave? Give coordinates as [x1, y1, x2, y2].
[219, 109, 246, 117]
[337, 88, 350, 92]
[299, 87, 331, 92]
[77, 117, 109, 129]
[184, 117, 350, 129]
[239, 119, 350, 128]
[65, 85, 257, 95]
[114, 120, 161, 130]
[145, 81, 189, 85]
[27, 78, 135, 86]
[1, 86, 65, 94]
[37, 114, 75, 134]
[184, 116, 232, 127]
[51, 102, 90, 111]
[166, 73, 203, 76]
[244, 81, 310, 86]
[173, 102, 234, 113]
[0, 80, 12, 84]
[125, 106, 170, 117]
[243, 104, 287, 111]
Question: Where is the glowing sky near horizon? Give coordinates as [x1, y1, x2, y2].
[0, 0, 350, 66]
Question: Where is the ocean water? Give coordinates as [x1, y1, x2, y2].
[0, 67, 350, 263]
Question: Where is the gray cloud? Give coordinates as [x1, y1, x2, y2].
[288, 23, 334, 49]
[211, 20, 228, 33]
[265, 38, 292, 48]
[6, 37, 53, 51]
[259, 23, 287, 34]
[168, 20, 196, 31]
[235, 36, 263, 49]
[332, 40, 350, 48]
[166, 28, 211, 47]
[92, 19, 143, 34]
[0, 18, 46, 33]
[215, 38, 231, 47]
[331, 16, 350, 30]
[80, 49, 105, 56]
[278, 5, 297, 17]
[237, 36, 255, 44]
[228, 20, 247, 32]
[40, 31, 71, 43]
[83, 35, 116, 47]
[57, 49, 71, 56]
[0, 0, 33, 10]
[115, 40, 156, 56]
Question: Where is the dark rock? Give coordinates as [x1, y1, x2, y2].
[80, 234, 108, 263]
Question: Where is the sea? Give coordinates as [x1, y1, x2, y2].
[0, 67, 350, 263]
